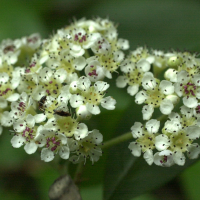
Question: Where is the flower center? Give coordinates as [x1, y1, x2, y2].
[182, 82, 196, 96]
[137, 131, 156, 152]
[170, 131, 191, 152]
[22, 126, 36, 142]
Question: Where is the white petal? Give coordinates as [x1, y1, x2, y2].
[74, 56, 86, 71]
[174, 83, 183, 97]
[137, 59, 151, 72]
[59, 146, 70, 159]
[142, 105, 154, 120]
[77, 76, 91, 90]
[173, 151, 185, 166]
[116, 76, 127, 88]
[164, 68, 178, 82]
[146, 119, 160, 134]
[41, 148, 54, 162]
[192, 74, 200, 86]
[6, 93, 20, 102]
[101, 96, 116, 110]
[1, 111, 13, 127]
[11, 135, 26, 148]
[117, 38, 129, 50]
[13, 119, 26, 132]
[131, 122, 143, 138]
[24, 142, 38, 154]
[187, 143, 200, 159]
[0, 97, 8, 109]
[26, 114, 35, 127]
[94, 81, 109, 92]
[160, 99, 174, 115]
[76, 105, 92, 120]
[90, 129, 103, 144]
[159, 80, 174, 95]
[86, 103, 100, 115]
[143, 150, 154, 165]
[183, 96, 198, 108]
[70, 94, 84, 108]
[135, 91, 147, 104]
[34, 113, 46, 123]
[54, 68, 67, 83]
[185, 126, 200, 139]
[142, 72, 156, 90]
[128, 142, 141, 157]
[103, 68, 112, 79]
[165, 94, 179, 105]
[155, 134, 170, 151]
[127, 85, 139, 96]
[74, 123, 88, 140]
[177, 70, 190, 83]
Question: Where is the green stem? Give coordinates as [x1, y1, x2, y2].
[74, 161, 84, 184]
[102, 132, 132, 150]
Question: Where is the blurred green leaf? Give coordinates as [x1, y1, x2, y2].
[83, 0, 200, 51]
[0, 0, 47, 40]
[181, 160, 200, 200]
[81, 184, 103, 200]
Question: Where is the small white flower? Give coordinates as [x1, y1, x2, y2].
[129, 119, 159, 163]
[69, 129, 103, 164]
[37, 129, 69, 162]
[174, 70, 200, 108]
[11, 115, 44, 154]
[154, 150, 174, 167]
[135, 72, 176, 118]
[70, 76, 116, 115]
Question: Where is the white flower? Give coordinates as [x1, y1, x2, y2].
[85, 59, 104, 82]
[32, 67, 66, 101]
[174, 70, 200, 108]
[135, 72, 176, 119]
[36, 129, 69, 162]
[91, 36, 111, 55]
[116, 58, 151, 96]
[70, 76, 116, 115]
[11, 115, 43, 154]
[154, 150, 174, 167]
[0, 38, 22, 64]
[69, 129, 103, 164]
[10, 92, 37, 120]
[117, 38, 129, 50]
[129, 119, 159, 164]
[47, 49, 86, 84]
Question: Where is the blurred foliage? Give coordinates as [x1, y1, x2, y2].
[1, 0, 200, 199]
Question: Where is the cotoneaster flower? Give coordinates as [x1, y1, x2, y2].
[70, 76, 116, 115]
[174, 70, 200, 108]
[135, 72, 178, 120]
[128, 119, 160, 165]
[68, 129, 103, 164]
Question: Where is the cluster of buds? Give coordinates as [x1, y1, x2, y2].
[0, 17, 129, 164]
[120, 48, 200, 166]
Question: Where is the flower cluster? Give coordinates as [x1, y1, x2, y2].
[124, 48, 200, 166]
[0, 18, 129, 164]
